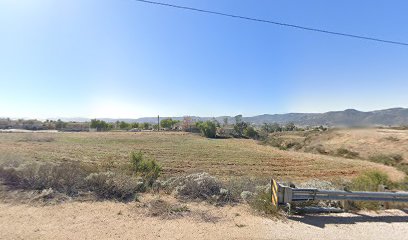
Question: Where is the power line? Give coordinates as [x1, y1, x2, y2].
[133, 0, 408, 47]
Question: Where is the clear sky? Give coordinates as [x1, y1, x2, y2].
[1, 0, 407, 119]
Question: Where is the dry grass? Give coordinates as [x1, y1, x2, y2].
[304, 128, 408, 162]
[0, 131, 403, 181]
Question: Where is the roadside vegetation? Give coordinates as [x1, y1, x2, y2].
[1, 124, 407, 216]
[0, 152, 162, 201]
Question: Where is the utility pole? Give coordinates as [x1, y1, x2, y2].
[157, 115, 160, 132]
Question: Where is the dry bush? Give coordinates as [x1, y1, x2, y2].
[85, 172, 143, 201]
[335, 148, 360, 159]
[18, 135, 56, 142]
[222, 177, 269, 202]
[164, 172, 220, 199]
[195, 210, 220, 223]
[163, 172, 231, 203]
[304, 144, 329, 155]
[146, 198, 189, 218]
[0, 151, 163, 202]
[385, 136, 400, 142]
[0, 162, 87, 195]
[0, 157, 147, 201]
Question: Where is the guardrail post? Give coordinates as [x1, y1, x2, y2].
[271, 178, 408, 206]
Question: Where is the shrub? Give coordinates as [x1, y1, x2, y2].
[249, 188, 279, 216]
[385, 136, 400, 142]
[305, 144, 328, 155]
[222, 177, 268, 202]
[147, 198, 189, 218]
[196, 121, 217, 138]
[261, 123, 282, 133]
[263, 136, 303, 151]
[346, 170, 391, 210]
[244, 126, 259, 139]
[0, 162, 87, 195]
[350, 170, 390, 191]
[369, 154, 404, 166]
[335, 148, 359, 159]
[0, 156, 154, 201]
[163, 172, 221, 200]
[85, 172, 143, 201]
[130, 151, 162, 186]
[233, 121, 248, 138]
[265, 137, 284, 148]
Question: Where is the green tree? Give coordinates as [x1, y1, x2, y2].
[223, 117, 229, 127]
[119, 121, 130, 130]
[284, 122, 296, 131]
[234, 115, 243, 124]
[55, 119, 67, 130]
[244, 126, 259, 139]
[160, 118, 175, 129]
[90, 119, 111, 131]
[233, 121, 248, 137]
[196, 121, 217, 138]
[142, 122, 151, 130]
[261, 123, 282, 133]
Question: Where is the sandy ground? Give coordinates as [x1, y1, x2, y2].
[0, 197, 407, 240]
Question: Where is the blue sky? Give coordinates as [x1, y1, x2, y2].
[1, 0, 407, 119]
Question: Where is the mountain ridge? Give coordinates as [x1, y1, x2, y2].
[43, 107, 408, 127]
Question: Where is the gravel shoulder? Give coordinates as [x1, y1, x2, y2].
[0, 196, 407, 240]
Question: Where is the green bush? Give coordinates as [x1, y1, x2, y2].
[130, 151, 162, 186]
[196, 121, 217, 138]
[249, 188, 279, 216]
[244, 126, 259, 139]
[346, 170, 391, 210]
[350, 170, 390, 191]
[369, 154, 403, 166]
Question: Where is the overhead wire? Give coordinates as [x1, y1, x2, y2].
[133, 0, 408, 47]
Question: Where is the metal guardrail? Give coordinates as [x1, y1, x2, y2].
[271, 179, 408, 207]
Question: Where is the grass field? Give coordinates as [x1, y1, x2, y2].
[0, 131, 403, 181]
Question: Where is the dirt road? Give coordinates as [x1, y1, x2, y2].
[0, 199, 407, 240]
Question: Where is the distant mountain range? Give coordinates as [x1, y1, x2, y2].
[50, 108, 408, 127]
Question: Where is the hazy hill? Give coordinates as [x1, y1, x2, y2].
[54, 108, 408, 127]
[245, 108, 408, 126]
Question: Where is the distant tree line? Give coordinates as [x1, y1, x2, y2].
[90, 119, 154, 132]
[0, 117, 327, 135]
[194, 115, 305, 140]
